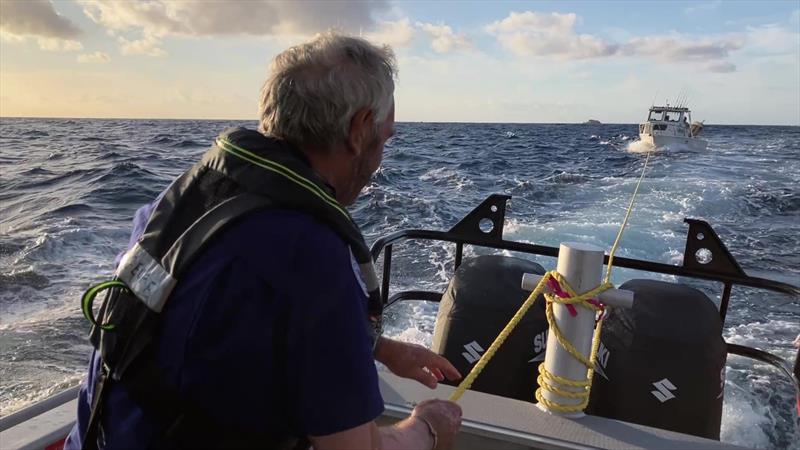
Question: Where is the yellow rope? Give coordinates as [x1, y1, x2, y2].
[535, 313, 607, 413]
[448, 271, 552, 402]
[448, 271, 611, 403]
[605, 150, 652, 284]
[448, 150, 652, 412]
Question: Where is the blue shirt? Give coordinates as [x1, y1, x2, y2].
[66, 206, 384, 449]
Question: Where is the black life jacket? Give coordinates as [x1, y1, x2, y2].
[80, 127, 383, 449]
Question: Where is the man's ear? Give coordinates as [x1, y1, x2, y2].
[347, 108, 373, 156]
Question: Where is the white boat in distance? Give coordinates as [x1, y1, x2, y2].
[638, 105, 708, 150]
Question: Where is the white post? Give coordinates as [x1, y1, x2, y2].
[538, 242, 604, 417]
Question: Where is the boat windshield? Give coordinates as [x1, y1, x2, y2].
[648, 109, 688, 122]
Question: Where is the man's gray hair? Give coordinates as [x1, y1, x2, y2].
[259, 31, 397, 150]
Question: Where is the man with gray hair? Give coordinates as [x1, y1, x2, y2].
[66, 32, 462, 450]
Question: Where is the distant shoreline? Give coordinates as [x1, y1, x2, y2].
[1, 116, 798, 127]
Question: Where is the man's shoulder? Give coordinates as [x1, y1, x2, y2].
[214, 208, 350, 262]
[235, 208, 345, 241]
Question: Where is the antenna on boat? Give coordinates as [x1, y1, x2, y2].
[651, 90, 659, 107]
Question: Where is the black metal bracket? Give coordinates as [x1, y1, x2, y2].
[448, 194, 510, 243]
[683, 219, 746, 277]
[371, 193, 799, 309]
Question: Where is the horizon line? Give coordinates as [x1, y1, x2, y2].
[1, 115, 798, 127]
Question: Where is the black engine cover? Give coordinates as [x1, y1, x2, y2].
[432, 255, 548, 403]
[587, 279, 726, 440]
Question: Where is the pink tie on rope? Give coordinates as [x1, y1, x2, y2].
[547, 277, 606, 320]
[547, 277, 578, 316]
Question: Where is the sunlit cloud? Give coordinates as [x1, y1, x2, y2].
[365, 18, 415, 48]
[485, 11, 617, 60]
[118, 35, 166, 57]
[37, 37, 83, 52]
[80, 0, 390, 57]
[0, 0, 83, 51]
[81, 0, 271, 37]
[77, 51, 111, 63]
[417, 22, 472, 53]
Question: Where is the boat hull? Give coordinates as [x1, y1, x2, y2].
[639, 133, 708, 150]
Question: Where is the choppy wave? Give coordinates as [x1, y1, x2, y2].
[0, 118, 798, 447]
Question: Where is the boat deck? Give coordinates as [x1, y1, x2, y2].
[379, 369, 748, 450]
[1, 371, 751, 450]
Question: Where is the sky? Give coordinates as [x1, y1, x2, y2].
[0, 0, 798, 125]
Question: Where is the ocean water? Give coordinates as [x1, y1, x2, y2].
[0, 118, 798, 448]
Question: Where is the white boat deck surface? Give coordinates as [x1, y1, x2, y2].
[1, 394, 77, 450]
[378, 369, 749, 450]
[2, 372, 750, 450]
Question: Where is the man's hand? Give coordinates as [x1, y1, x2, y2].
[374, 337, 462, 389]
[411, 399, 462, 450]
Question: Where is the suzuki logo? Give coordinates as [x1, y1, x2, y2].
[528, 330, 548, 363]
[462, 341, 484, 364]
[593, 342, 610, 381]
[651, 378, 678, 403]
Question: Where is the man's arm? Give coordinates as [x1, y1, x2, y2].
[311, 399, 461, 450]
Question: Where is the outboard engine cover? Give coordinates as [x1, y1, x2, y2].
[587, 279, 726, 439]
[432, 255, 547, 402]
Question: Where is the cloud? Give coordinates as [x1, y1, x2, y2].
[80, 1, 182, 36]
[705, 61, 736, 73]
[365, 19, 472, 53]
[485, 11, 745, 72]
[37, 37, 83, 52]
[365, 18, 415, 48]
[745, 24, 800, 55]
[0, 0, 83, 51]
[80, 0, 388, 37]
[622, 34, 744, 62]
[485, 11, 617, 59]
[77, 51, 111, 63]
[119, 35, 166, 57]
[80, 0, 390, 57]
[417, 22, 472, 53]
[0, 0, 81, 38]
